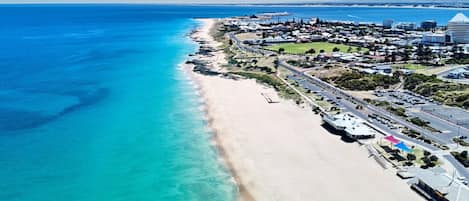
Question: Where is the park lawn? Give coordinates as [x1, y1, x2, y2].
[394, 64, 431, 70]
[266, 42, 365, 55]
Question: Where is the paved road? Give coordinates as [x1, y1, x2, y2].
[280, 60, 452, 145]
[286, 70, 439, 152]
[443, 155, 469, 179]
[289, 76, 439, 151]
[437, 65, 469, 84]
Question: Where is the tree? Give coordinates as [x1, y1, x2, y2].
[278, 48, 285, 54]
[347, 47, 353, 53]
[430, 155, 439, 162]
[423, 150, 431, 156]
[229, 39, 233, 46]
[407, 153, 417, 161]
[332, 47, 340, 52]
[461, 151, 468, 159]
[357, 47, 362, 52]
[391, 53, 397, 62]
[319, 49, 325, 53]
[417, 44, 433, 62]
[403, 49, 411, 61]
[305, 48, 316, 54]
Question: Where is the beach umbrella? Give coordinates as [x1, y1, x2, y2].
[384, 135, 399, 144]
[395, 142, 412, 153]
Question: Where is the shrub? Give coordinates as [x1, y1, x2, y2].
[305, 48, 316, 54]
[329, 71, 399, 91]
[452, 151, 469, 167]
[409, 117, 429, 127]
[387, 106, 407, 117]
[407, 154, 416, 161]
[461, 151, 468, 159]
[424, 150, 431, 156]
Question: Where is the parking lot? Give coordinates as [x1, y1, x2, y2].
[373, 90, 469, 140]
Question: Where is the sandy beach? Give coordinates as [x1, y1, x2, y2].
[186, 18, 424, 201]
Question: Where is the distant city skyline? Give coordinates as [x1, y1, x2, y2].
[0, 0, 461, 4]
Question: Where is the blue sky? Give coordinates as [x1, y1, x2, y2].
[0, 0, 456, 3]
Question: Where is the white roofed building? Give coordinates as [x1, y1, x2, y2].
[322, 113, 377, 139]
[448, 13, 469, 44]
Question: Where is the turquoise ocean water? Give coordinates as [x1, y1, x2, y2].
[0, 4, 467, 201]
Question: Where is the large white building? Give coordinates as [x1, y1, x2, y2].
[448, 13, 469, 44]
[322, 113, 377, 139]
[422, 32, 447, 45]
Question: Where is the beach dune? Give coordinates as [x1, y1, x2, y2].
[191, 19, 423, 201]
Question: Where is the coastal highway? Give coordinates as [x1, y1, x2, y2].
[284, 66, 440, 152]
[228, 32, 276, 56]
[279, 60, 452, 145]
[288, 74, 439, 149]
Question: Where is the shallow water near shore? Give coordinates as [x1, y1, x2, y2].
[0, 4, 467, 201]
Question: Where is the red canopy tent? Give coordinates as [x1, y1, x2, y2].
[384, 135, 399, 144]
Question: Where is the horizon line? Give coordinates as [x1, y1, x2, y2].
[0, 1, 465, 5]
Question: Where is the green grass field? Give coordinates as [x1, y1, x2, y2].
[265, 42, 365, 55]
[393, 64, 431, 70]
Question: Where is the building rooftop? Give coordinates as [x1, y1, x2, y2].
[344, 121, 378, 137]
[407, 167, 469, 201]
[324, 113, 377, 138]
[449, 13, 469, 23]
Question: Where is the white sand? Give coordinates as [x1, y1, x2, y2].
[187, 18, 423, 201]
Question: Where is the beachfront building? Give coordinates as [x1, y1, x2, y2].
[448, 13, 469, 44]
[322, 113, 377, 139]
[405, 167, 469, 201]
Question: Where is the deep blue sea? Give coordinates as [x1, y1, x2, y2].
[0, 4, 467, 201]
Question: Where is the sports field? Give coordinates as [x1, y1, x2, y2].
[266, 42, 366, 55]
[394, 64, 431, 70]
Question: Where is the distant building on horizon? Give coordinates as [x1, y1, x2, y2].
[421, 20, 437, 31]
[448, 13, 469, 44]
[396, 22, 416, 31]
[383, 19, 394, 29]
